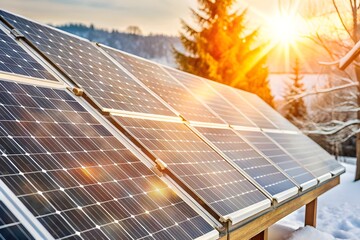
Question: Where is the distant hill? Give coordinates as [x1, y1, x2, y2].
[55, 23, 181, 67]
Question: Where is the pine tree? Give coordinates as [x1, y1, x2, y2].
[285, 58, 306, 122]
[174, 0, 273, 105]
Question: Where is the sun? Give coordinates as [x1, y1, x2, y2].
[267, 13, 305, 45]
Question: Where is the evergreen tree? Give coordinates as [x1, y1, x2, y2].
[285, 58, 307, 122]
[174, 0, 273, 105]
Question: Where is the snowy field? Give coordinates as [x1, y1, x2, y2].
[269, 162, 360, 240]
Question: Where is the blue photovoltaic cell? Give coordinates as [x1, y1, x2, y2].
[0, 79, 215, 240]
[114, 116, 269, 218]
[206, 80, 277, 129]
[0, 200, 34, 240]
[0, 27, 56, 81]
[237, 130, 316, 185]
[266, 132, 344, 178]
[0, 10, 176, 117]
[194, 127, 296, 196]
[237, 90, 298, 131]
[104, 48, 226, 124]
[165, 67, 256, 127]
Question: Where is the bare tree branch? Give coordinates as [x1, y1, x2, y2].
[332, 0, 354, 41]
[288, 82, 358, 101]
[305, 119, 360, 135]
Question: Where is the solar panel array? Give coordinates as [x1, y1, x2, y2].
[0, 27, 56, 81]
[206, 80, 277, 129]
[103, 48, 225, 124]
[164, 67, 255, 127]
[266, 132, 344, 178]
[0, 9, 345, 240]
[0, 80, 215, 240]
[0, 200, 34, 240]
[113, 116, 268, 218]
[237, 90, 298, 131]
[0, 10, 175, 117]
[238, 130, 316, 186]
[194, 127, 296, 197]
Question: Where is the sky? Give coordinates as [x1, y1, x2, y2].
[1, 0, 280, 35]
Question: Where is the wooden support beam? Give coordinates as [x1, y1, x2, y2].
[220, 176, 339, 240]
[250, 229, 268, 240]
[305, 198, 318, 227]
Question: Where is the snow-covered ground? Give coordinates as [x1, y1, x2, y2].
[269, 162, 360, 240]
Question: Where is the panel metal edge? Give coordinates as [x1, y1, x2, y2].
[194, 229, 220, 240]
[262, 128, 299, 134]
[230, 125, 261, 131]
[317, 173, 332, 183]
[273, 186, 299, 203]
[331, 166, 346, 176]
[300, 179, 318, 191]
[109, 111, 183, 122]
[188, 121, 230, 129]
[0, 180, 54, 240]
[222, 199, 271, 225]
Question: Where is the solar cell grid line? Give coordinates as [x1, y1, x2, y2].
[191, 126, 298, 202]
[0, 180, 54, 239]
[164, 67, 257, 128]
[265, 132, 345, 182]
[234, 130, 318, 190]
[112, 115, 272, 224]
[0, 79, 218, 240]
[237, 90, 299, 131]
[101, 46, 226, 125]
[205, 80, 278, 129]
[0, 26, 57, 81]
[0, 200, 35, 240]
[0, 10, 176, 117]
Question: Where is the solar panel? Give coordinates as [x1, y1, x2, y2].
[0, 10, 176, 117]
[237, 130, 317, 189]
[193, 126, 297, 201]
[165, 67, 256, 127]
[237, 90, 299, 131]
[206, 80, 277, 129]
[0, 27, 56, 81]
[102, 48, 226, 124]
[113, 116, 271, 223]
[0, 200, 34, 240]
[0, 79, 217, 240]
[266, 132, 345, 180]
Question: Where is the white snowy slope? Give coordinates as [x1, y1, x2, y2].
[269, 162, 360, 240]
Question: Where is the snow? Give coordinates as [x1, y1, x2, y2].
[339, 40, 360, 70]
[288, 226, 335, 240]
[269, 162, 360, 240]
[305, 119, 360, 135]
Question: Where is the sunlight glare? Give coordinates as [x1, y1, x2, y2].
[268, 13, 304, 45]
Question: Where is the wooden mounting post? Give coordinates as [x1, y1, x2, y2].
[250, 229, 268, 240]
[305, 198, 317, 227]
